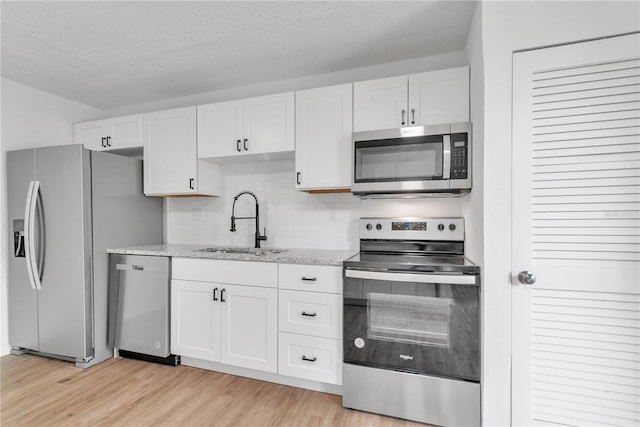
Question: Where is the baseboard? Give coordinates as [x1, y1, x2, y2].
[1, 344, 12, 357]
[181, 356, 342, 396]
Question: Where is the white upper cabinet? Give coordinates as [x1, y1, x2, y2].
[198, 92, 294, 159]
[409, 67, 470, 127]
[295, 83, 353, 191]
[143, 106, 220, 197]
[74, 114, 143, 151]
[353, 76, 408, 132]
[353, 66, 469, 131]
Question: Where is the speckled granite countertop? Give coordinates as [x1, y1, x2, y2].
[107, 244, 357, 267]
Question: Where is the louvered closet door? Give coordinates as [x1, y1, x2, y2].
[512, 33, 640, 427]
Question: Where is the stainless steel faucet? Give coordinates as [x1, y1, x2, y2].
[230, 191, 267, 248]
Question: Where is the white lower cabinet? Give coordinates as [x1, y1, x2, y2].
[277, 264, 343, 385]
[171, 259, 343, 387]
[278, 332, 342, 384]
[171, 258, 278, 373]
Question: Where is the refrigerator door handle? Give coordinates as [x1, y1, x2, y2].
[26, 181, 43, 290]
[24, 181, 37, 290]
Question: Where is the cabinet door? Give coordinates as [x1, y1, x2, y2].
[144, 106, 198, 195]
[107, 114, 143, 150]
[170, 280, 220, 361]
[197, 100, 243, 158]
[220, 284, 277, 372]
[353, 75, 408, 131]
[74, 121, 107, 151]
[243, 92, 294, 155]
[295, 84, 352, 191]
[408, 66, 469, 126]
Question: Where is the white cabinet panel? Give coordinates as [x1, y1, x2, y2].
[409, 67, 470, 126]
[278, 264, 342, 294]
[220, 284, 278, 373]
[243, 92, 294, 155]
[278, 332, 342, 385]
[197, 100, 243, 158]
[170, 279, 219, 361]
[353, 75, 408, 132]
[295, 84, 353, 191]
[279, 290, 342, 339]
[172, 258, 278, 288]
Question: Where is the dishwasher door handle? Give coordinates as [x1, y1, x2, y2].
[116, 264, 160, 272]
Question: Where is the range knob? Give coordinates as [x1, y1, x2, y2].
[376, 223, 382, 231]
[366, 223, 373, 230]
[437, 224, 445, 231]
[449, 223, 456, 231]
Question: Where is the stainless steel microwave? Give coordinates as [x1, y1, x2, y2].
[351, 122, 471, 197]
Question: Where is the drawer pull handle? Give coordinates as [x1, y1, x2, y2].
[301, 277, 317, 282]
[301, 311, 317, 317]
[301, 355, 317, 363]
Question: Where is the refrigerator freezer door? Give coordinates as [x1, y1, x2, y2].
[7, 149, 39, 351]
[34, 145, 93, 360]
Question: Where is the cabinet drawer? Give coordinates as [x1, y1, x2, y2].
[278, 332, 342, 385]
[279, 264, 342, 294]
[172, 258, 277, 288]
[279, 290, 342, 339]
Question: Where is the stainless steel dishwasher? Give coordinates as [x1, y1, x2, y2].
[108, 254, 179, 365]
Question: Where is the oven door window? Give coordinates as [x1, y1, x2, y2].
[368, 293, 452, 348]
[353, 136, 443, 183]
[344, 275, 480, 382]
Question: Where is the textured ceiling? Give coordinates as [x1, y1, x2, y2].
[1, 1, 476, 109]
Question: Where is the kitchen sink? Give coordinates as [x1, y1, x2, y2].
[195, 247, 288, 256]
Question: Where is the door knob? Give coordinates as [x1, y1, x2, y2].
[518, 271, 536, 285]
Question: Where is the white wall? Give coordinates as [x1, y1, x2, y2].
[480, 1, 639, 425]
[0, 78, 100, 355]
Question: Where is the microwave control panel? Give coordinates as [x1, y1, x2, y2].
[451, 133, 468, 180]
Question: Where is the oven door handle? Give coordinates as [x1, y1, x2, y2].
[345, 269, 478, 286]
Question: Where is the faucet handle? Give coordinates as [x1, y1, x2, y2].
[260, 227, 267, 241]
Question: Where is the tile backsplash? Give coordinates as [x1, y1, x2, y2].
[167, 159, 465, 250]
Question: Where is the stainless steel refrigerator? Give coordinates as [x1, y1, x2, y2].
[7, 144, 163, 368]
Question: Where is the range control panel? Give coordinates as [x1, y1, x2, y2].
[360, 217, 464, 241]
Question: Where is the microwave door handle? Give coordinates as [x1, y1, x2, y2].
[345, 269, 477, 286]
[442, 134, 451, 179]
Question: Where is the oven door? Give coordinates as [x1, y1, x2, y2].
[343, 268, 480, 382]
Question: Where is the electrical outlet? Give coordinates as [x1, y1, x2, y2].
[329, 209, 337, 223]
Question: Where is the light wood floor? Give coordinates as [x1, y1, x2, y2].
[0, 354, 427, 426]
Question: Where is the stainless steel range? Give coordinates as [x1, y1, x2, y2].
[342, 217, 480, 427]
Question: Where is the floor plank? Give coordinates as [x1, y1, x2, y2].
[0, 355, 427, 426]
